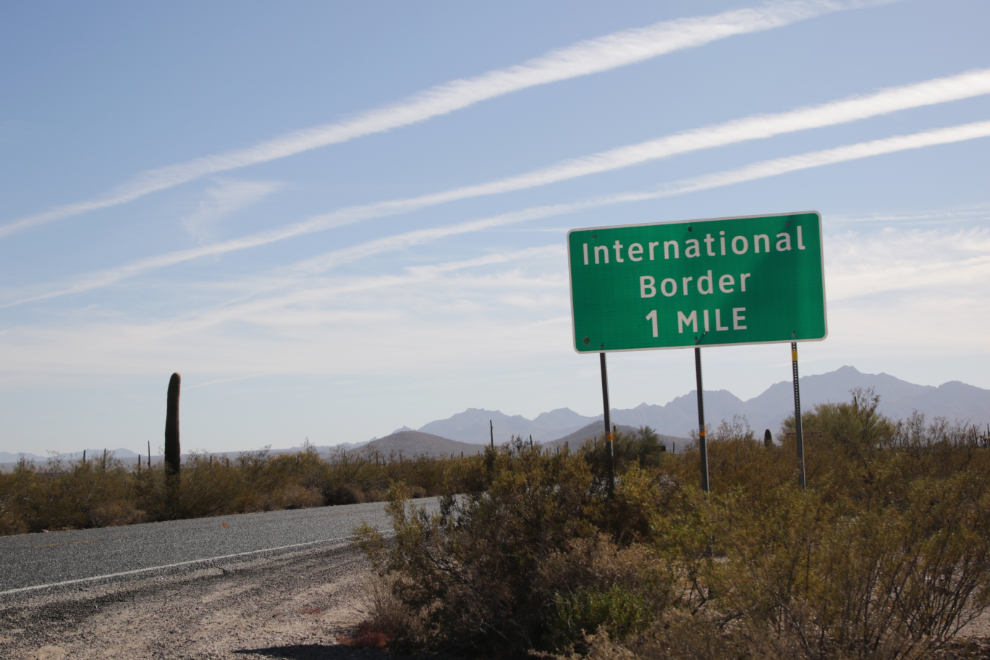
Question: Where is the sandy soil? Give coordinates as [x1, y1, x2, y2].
[4, 538, 990, 660]
[960, 610, 990, 639]
[0, 541, 403, 660]
[944, 611, 990, 659]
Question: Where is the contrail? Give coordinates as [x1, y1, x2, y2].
[285, 67, 990, 232]
[157, 246, 569, 334]
[6, 65, 984, 279]
[0, 0, 861, 239]
[286, 118, 990, 275]
[650, 120, 990, 198]
[7, 118, 990, 308]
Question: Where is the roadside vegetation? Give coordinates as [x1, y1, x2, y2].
[0, 443, 475, 536]
[356, 389, 990, 659]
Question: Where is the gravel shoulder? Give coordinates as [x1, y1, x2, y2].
[0, 540, 401, 660]
[4, 521, 989, 660]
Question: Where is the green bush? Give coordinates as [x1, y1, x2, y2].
[357, 438, 611, 656]
[544, 585, 651, 651]
[582, 426, 667, 486]
[0, 445, 484, 534]
[357, 395, 990, 660]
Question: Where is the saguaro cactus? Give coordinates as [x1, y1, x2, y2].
[165, 372, 181, 476]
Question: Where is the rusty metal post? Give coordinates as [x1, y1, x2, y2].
[792, 342, 806, 489]
[695, 347, 710, 493]
[600, 352, 615, 497]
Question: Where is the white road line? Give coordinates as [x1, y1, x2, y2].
[0, 535, 356, 598]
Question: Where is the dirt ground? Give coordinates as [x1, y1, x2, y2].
[0, 541, 402, 660]
[943, 612, 990, 660]
[4, 539, 990, 659]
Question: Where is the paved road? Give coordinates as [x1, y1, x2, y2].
[0, 498, 440, 598]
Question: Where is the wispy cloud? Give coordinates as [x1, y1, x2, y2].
[827, 204, 990, 225]
[162, 224, 990, 357]
[283, 119, 990, 277]
[181, 246, 569, 333]
[826, 226, 990, 301]
[202, 226, 990, 374]
[15, 222, 990, 380]
[181, 179, 282, 242]
[823, 224, 990, 351]
[8, 116, 990, 308]
[830, 291, 990, 352]
[184, 373, 270, 389]
[269, 67, 990, 233]
[0, 0, 861, 238]
[0, 246, 570, 376]
[12, 64, 988, 283]
[8, 220, 990, 381]
[650, 119, 990, 197]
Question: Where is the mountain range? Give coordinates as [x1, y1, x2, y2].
[354, 431, 489, 459]
[410, 366, 990, 444]
[4, 366, 989, 466]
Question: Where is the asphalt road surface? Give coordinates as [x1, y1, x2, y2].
[0, 498, 440, 598]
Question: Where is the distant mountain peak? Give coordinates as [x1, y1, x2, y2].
[412, 366, 990, 444]
[418, 405, 598, 444]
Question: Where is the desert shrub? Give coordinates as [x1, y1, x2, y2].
[605, 466, 679, 545]
[0, 462, 31, 535]
[0, 443, 488, 535]
[0, 512, 27, 536]
[357, 392, 990, 659]
[536, 535, 661, 603]
[538, 534, 672, 655]
[338, 619, 391, 649]
[572, 476, 990, 660]
[582, 426, 667, 485]
[4, 454, 139, 532]
[325, 483, 366, 505]
[663, 415, 796, 501]
[544, 585, 651, 652]
[282, 484, 324, 509]
[88, 501, 147, 527]
[357, 440, 607, 656]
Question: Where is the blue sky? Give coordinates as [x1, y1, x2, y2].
[2, 0, 989, 455]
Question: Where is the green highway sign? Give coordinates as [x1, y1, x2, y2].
[568, 211, 827, 353]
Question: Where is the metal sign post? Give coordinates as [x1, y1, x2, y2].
[599, 351, 615, 497]
[792, 342, 806, 489]
[695, 346, 710, 493]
